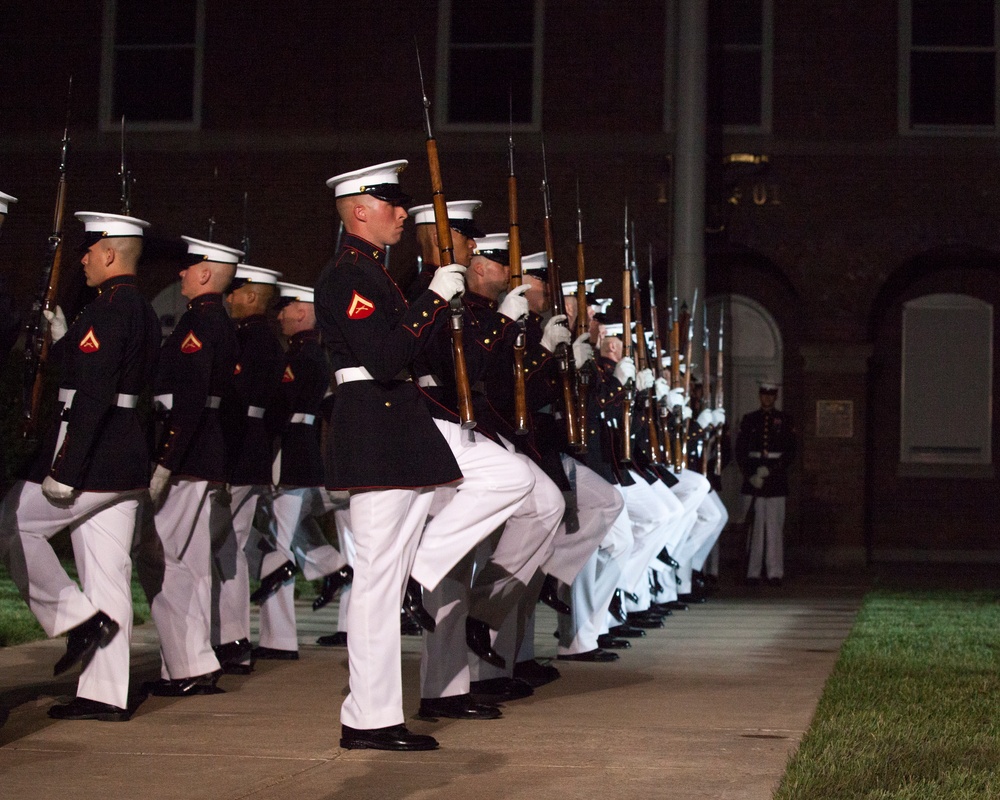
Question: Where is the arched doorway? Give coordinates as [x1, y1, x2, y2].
[708, 294, 784, 520]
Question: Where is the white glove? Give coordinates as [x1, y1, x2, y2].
[697, 408, 714, 428]
[682, 404, 692, 421]
[43, 306, 67, 343]
[712, 408, 726, 427]
[149, 464, 172, 507]
[635, 368, 654, 392]
[749, 475, 764, 489]
[667, 388, 686, 409]
[755, 465, 770, 478]
[572, 333, 594, 365]
[41, 475, 74, 502]
[497, 284, 530, 321]
[654, 377, 669, 401]
[428, 264, 466, 302]
[613, 356, 636, 386]
[540, 314, 571, 353]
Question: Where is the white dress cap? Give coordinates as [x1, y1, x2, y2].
[473, 232, 510, 264]
[759, 379, 781, 392]
[276, 281, 315, 305]
[520, 251, 548, 276]
[75, 211, 150, 238]
[560, 277, 603, 296]
[0, 191, 18, 215]
[233, 264, 282, 285]
[326, 160, 409, 201]
[182, 235, 244, 264]
[410, 199, 482, 226]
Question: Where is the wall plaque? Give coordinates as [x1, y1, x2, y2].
[816, 400, 853, 438]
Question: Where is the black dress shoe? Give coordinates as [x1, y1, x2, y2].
[402, 577, 436, 633]
[678, 592, 708, 604]
[317, 631, 348, 647]
[250, 560, 298, 604]
[608, 589, 628, 624]
[252, 646, 299, 661]
[745, 577, 761, 587]
[768, 577, 783, 587]
[538, 574, 571, 615]
[465, 617, 506, 669]
[47, 697, 129, 722]
[626, 612, 665, 628]
[340, 723, 439, 751]
[54, 612, 120, 676]
[417, 693, 502, 720]
[313, 565, 353, 611]
[622, 590, 639, 603]
[629, 607, 670, 620]
[596, 634, 631, 649]
[608, 624, 646, 638]
[469, 677, 534, 701]
[653, 600, 689, 612]
[143, 670, 224, 697]
[512, 659, 561, 688]
[557, 648, 619, 662]
[213, 638, 252, 670]
[656, 547, 681, 569]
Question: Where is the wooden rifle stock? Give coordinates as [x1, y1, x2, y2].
[417, 43, 475, 430]
[632, 292, 662, 465]
[619, 260, 634, 467]
[507, 169, 529, 435]
[715, 306, 725, 476]
[541, 160, 581, 451]
[23, 99, 71, 438]
[669, 300, 683, 472]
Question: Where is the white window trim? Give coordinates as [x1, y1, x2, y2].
[99, 0, 206, 132]
[435, 0, 545, 133]
[898, 0, 1000, 137]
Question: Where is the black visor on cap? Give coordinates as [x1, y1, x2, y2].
[524, 268, 549, 282]
[273, 295, 295, 311]
[477, 248, 510, 267]
[585, 292, 598, 304]
[225, 276, 249, 294]
[450, 218, 485, 240]
[76, 230, 106, 253]
[361, 183, 412, 206]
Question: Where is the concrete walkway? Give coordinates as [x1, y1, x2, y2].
[0, 575, 865, 800]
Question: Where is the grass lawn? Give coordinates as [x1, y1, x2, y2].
[775, 589, 1000, 800]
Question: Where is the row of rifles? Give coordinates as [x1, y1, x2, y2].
[415, 46, 725, 478]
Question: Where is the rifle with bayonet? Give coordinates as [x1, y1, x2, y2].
[647, 245, 671, 464]
[619, 206, 634, 466]
[714, 306, 725, 476]
[668, 284, 683, 471]
[23, 77, 72, 439]
[416, 42, 475, 430]
[682, 290, 697, 468]
[506, 109, 529, 435]
[630, 229, 662, 466]
[573, 181, 592, 452]
[541, 143, 582, 451]
[701, 297, 713, 474]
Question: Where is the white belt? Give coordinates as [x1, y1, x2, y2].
[335, 367, 374, 385]
[205, 395, 221, 409]
[748, 451, 783, 459]
[290, 413, 316, 425]
[58, 388, 136, 409]
[154, 393, 173, 410]
[247, 405, 266, 419]
[417, 375, 440, 388]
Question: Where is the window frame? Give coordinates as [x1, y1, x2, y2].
[898, 0, 1000, 137]
[98, 0, 206, 132]
[435, 0, 545, 133]
[674, 0, 772, 134]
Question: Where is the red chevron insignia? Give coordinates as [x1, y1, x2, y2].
[78, 327, 100, 353]
[180, 330, 203, 354]
[234, 363, 242, 376]
[282, 365, 295, 383]
[347, 291, 375, 320]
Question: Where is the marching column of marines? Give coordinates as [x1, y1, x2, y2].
[0, 158, 795, 750]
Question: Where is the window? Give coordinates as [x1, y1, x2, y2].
[99, 0, 205, 131]
[436, 0, 544, 130]
[900, 294, 993, 469]
[705, 0, 773, 132]
[899, 0, 999, 134]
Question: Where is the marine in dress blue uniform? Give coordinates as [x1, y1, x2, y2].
[140, 236, 241, 696]
[1, 211, 159, 720]
[316, 161, 464, 751]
